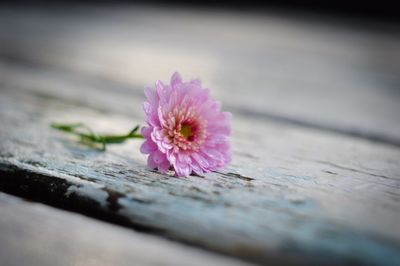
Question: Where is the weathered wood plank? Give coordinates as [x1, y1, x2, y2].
[0, 61, 399, 265]
[1, 5, 400, 144]
[0, 192, 254, 266]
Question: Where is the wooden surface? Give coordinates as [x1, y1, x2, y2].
[1, 5, 400, 146]
[1, 4, 400, 266]
[0, 192, 254, 266]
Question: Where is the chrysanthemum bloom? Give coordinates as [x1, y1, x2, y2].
[140, 72, 232, 177]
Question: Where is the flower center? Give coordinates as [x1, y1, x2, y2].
[180, 124, 193, 140]
[164, 107, 207, 151]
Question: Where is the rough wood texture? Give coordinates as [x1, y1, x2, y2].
[0, 192, 254, 266]
[1, 62, 400, 265]
[1, 5, 400, 266]
[1, 5, 400, 145]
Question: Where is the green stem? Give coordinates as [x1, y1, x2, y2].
[51, 122, 143, 150]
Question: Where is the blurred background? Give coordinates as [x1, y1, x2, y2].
[1, 0, 400, 147]
[1, 2, 400, 265]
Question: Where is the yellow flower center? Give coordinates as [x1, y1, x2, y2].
[180, 124, 193, 139]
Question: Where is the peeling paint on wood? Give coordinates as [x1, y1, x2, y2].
[0, 192, 255, 266]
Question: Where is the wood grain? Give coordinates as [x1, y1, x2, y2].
[0, 61, 399, 265]
[1, 5, 400, 145]
[1, 5, 400, 266]
[0, 192, 255, 266]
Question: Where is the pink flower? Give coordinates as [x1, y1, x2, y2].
[140, 72, 232, 177]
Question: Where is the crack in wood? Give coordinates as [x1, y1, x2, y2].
[217, 171, 255, 181]
[0, 162, 165, 234]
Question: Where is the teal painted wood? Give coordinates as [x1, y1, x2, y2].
[0, 193, 254, 266]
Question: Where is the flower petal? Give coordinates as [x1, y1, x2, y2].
[170, 72, 182, 89]
[153, 150, 167, 164]
[142, 72, 231, 177]
[140, 126, 152, 138]
[140, 140, 157, 154]
[144, 86, 158, 105]
[158, 160, 170, 173]
[174, 161, 191, 177]
[147, 153, 158, 170]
